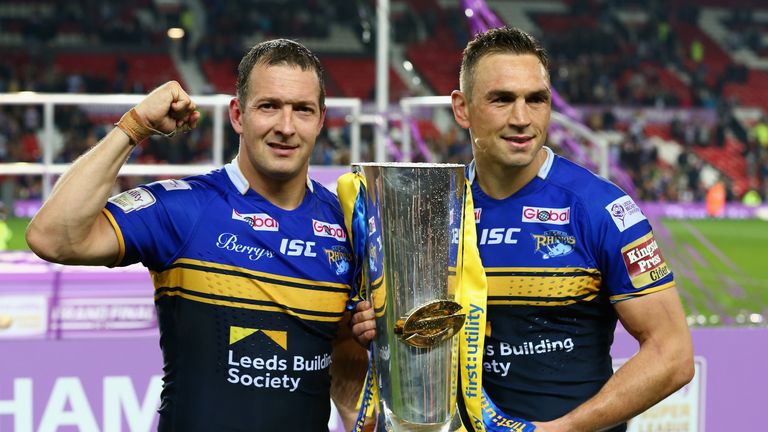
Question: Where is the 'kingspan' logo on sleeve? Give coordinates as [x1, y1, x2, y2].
[312, 219, 347, 242]
[232, 210, 279, 231]
[621, 232, 670, 288]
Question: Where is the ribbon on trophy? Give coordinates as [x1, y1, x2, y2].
[338, 169, 369, 310]
[455, 180, 536, 432]
[337, 170, 378, 431]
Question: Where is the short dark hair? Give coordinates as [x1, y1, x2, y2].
[460, 27, 549, 100]
[236, 38, 326, 107]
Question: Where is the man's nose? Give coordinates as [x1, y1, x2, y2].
[275, 107, 296, 136]
[508, 99, 531, 129]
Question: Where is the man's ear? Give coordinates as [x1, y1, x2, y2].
[318, 105, 327, 132]
[451, 90, 471, 129]
[228, 98, 243, 134]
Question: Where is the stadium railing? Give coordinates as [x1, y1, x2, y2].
[0, 93, 363, 199]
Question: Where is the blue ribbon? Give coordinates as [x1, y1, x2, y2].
[347, 180, 369, 310]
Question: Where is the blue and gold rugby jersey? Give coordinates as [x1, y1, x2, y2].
[103, 160, 353, 432]
[471, 147, 674, 430]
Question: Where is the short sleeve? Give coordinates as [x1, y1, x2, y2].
[591, 193, 675, 302]
[103, 179, 208, 270]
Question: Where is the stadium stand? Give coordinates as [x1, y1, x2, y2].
[0, 0, 766, 203]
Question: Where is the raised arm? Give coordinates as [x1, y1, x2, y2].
[536, 288, 694, 431]
[26, 81, 199, 266]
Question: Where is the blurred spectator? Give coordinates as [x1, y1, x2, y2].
[0, 203, 11, 250]
[0, 0, 763, 206]
[752, 116, 768, 150]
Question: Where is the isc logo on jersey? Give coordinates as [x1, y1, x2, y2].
[312, 219, 347, 242]
[479, 227, 521, 245]
[232, 210, 279, 231]
[522, 206, 571, 225]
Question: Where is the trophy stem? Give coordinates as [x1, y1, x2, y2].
[378, 401, 453, 432]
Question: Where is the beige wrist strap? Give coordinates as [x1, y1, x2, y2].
[115, 108, 177, 145]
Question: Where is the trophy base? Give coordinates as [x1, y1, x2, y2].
[377, 402, 453, 432]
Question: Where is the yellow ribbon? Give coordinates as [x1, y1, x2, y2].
[456, 179, 489, 431]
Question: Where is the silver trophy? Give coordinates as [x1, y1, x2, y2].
[354, 163, 467, 432]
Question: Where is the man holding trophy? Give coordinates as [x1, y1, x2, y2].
[349, 27, 693, 432]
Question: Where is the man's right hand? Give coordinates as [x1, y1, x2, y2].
[350, 301, 377, 347]
[133, 81, 200, 136]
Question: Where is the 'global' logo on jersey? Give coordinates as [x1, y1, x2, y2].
[531, 230, 575, 259]
[232, 210, 279, 231]
[324, 246, 352, 276]
[312, 219, 347, 242]
[522, 206, 571, 225]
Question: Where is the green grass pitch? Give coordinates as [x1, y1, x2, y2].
[655, 218, 768, 325]
[3, 217, 767, 325]
[3, 217, 30, 251]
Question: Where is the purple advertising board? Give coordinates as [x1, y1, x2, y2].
[2, 254, 766, 431]
[1, 338, 163, 431]
[3, 325, 764, 431]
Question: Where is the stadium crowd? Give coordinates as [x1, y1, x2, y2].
[1, 0, 766, 206]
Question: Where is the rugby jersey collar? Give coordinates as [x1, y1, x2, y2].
[224, 159, 314, 195]
[466, 146, 555, 185]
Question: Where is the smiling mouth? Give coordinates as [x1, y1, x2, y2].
[268, 142, 297, 150]
[505, 136, 533, 144]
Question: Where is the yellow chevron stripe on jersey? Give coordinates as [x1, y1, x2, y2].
[151, 259, 349, 322]
[155, 289, 345, 322]
[485, 266, 601, 306]
[609, 280, 675, 302]
[173, 257, 351, 289]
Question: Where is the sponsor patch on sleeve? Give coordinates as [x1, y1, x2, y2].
[605, 195, 646, 232]
[107, 187, 156, 213]
[621, 232, 671, 288]
[156, 179, 191, 191]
